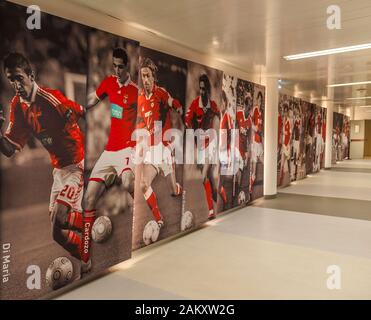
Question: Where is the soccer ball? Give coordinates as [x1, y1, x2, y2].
[92, 216, 113, 243]
[45, 257, 73, 290]
[181, 211, 193, 231]
[143, 220, 160, 246]
[238, 190, 247, 205]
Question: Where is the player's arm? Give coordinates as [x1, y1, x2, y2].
[87, 77, 110, 110]
[0, 105, 16, 157]
[87, 91, 100, 110]
[167, 93, 183, 116]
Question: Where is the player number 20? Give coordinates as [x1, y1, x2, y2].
[60, 185, 75, 200]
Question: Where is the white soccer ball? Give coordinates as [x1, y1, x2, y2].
[143, 220, 160, 246]
[181, 211, 193, 231]
[92, 216, 113, 243]
[45, 256, 74, 290]
[238, 190, 247, 205]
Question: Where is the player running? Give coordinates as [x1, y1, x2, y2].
[0, 52, 87, 270]
[81, 48, 138, 270]
[218, 90, 234, 208]
[279, 103, 291, 185]
[136, 57, 183, 231]
[184, 74, 220, 219]
[291, 103, 301, 180]
[249, 91, 264, 195]
[235, 89, 252, 200]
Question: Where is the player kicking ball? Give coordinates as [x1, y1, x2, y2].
[0, 52, 89, 272]
[185, 74, 220, 219]
[137, 57, 183, 235]
[82, 48, 138, 271]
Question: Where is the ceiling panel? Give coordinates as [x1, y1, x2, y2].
[70, 0, 371, 106]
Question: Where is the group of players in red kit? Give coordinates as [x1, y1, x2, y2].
[0, 49, 263, 277]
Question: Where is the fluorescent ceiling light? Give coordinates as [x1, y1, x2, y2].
[346, 96, 371, 100]
[359, 105, 371, 108]
[283, 43, 371, 60]
[327, 80, 371, 88]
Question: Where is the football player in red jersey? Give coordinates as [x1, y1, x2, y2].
[249, 91, 264, 195]
[184, 74, 220, 219]
[279, 103, 291, 185]
[136, 57, 183, 232]
[218, 90, 233, 207]
[0, 52, 88, 270]
[291, 103, 302, 180]
[235, 90, 252, 198]
[81, 48, 138, 268]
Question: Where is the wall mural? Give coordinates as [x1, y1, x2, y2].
[332, 111, 350, 163]
[277, 93, 326, 187]
[0, 1, 265, 299]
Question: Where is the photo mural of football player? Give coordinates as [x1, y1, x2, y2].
[0, 2, 88, 299]
[217, 73, 237, 212]
[332, 112, 344, 164]
[305, 103, 317, 174]
[183, 61, 223, 226]
[83, 30, 139, 275]
[249, 84, 265, 200]
[233, 79, 254, 206]
[132, 47, 186, 249]
[291, 98, 307, 180]
[278, 94, 293, 187]
[320, 107, 327, 169]
[342, 115, 350, 160]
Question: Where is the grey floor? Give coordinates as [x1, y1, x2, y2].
[57, 159, 371, 300]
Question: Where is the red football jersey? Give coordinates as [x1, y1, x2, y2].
[95, 75, 138, 151]
[236, 109, 251, 159]
[252, 106, 263, 143]
[137, 85, 182, 146]
[185, 96, 220, 149]
[220, 111, 233, 151]
[284, 118, 291, 146]
[5, 84, 84, 168]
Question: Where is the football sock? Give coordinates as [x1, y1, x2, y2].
[67, 211, 83, 230]
[65, 230, 82, 260]
[144, 187, 163, 222]
[81, 209, 96, 263]
[220, 186, 227, 204]
[203, 179, 214, 213]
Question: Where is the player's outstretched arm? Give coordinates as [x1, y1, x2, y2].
[86, 91, 100, 110]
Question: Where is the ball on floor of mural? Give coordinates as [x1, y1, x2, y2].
[181, 211, 194, 231]
[92, 216, 113, 243]
[143, 220, 161, 246]
[238, 190, 247, 205]
[45, 257, 74, 290]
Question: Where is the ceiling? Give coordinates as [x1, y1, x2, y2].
[70, 0, 371, 111]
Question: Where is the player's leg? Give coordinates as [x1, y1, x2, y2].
[51, 203, 81, 260]
[50, 163, 85, 260]
[140, 164, 163, 226]
[163, 146, 182, 197]
[201, 163, 215, 219]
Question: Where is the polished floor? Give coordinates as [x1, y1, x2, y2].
[58, 159, 371, 300]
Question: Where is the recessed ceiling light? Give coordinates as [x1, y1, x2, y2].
[283, 42, 371, 60]
[346, 96, 371, 100]
[327, 80, 371, 88]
